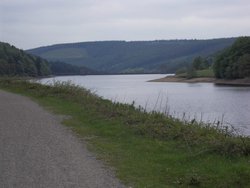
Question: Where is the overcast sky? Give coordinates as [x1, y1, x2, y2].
[1, 0, 250, 49]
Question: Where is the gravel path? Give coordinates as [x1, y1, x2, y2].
[0, 90, 125, 188]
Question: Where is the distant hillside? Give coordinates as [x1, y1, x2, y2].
[27, 38, 236, 73]
[0, 42, 51, 77]
[50, 61, 100, 75]
[0, 42, 98, 77]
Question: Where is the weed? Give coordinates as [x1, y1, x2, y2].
[1, 78, 250, 187]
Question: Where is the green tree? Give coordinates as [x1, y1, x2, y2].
[186, 66, 197, 79]
[192, 57, 210, 70]
[213, 37, 250, 79]
[238, 54, 250, 78]
[0, 42, 51, 77]
[192, 57, 203, 70]
[0, 59, 8, 75]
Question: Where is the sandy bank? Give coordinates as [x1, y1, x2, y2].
[149, 76, 250, 86]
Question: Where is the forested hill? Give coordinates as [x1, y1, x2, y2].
[213, 36, 250, 79]
[0, 42, 98, 76]
[49, 61, 100, 75]
[0, 42, 51, 76]
[27, 38, 236, 73]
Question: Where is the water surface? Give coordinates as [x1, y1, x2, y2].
[41, 74, 250, 135]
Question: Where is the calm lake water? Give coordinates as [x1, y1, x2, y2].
[41, 74, 250, 136]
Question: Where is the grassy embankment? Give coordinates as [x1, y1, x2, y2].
[196, 69, 215, 78]
[177, 68, 215, 78]
[0, 78, 250, 188]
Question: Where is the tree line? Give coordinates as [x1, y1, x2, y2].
[27, 38, 235, 74]
[213, 37, 250, 79]
[1, 37, 249, 79]
[0, 42, 97, 77]
[0, 42, 50, 76]
[175, 56, 212, 78]
[175, 37, 250, 79]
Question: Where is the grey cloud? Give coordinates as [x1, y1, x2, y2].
[0, 0, 250, 49]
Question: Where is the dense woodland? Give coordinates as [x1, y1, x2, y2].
[0, 42, 51, 76]
[175, 37, 250, 79]
[213, 37, 250, 79]
[1, 37, 250, 78]
[0, 42, 96, 76]
[50, 61, 99, 75]
[27, 38, 235, 73]
[175, 56, 213, 78]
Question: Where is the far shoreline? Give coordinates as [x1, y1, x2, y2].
[149, 75, 250, 86]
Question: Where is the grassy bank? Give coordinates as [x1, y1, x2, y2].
[177, 68, 215, 79]
[196, 69, 215, 78]
[0, 78, 250, 187]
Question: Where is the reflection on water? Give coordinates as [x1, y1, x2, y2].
[41, 74, 250, 135]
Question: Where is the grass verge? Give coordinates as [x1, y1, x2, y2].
[177, 68, 214, 78]
[196, 69, 214, 78]
[0, 78, 250, 188]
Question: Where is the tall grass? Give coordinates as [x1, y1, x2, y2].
[1, 78, 250, 187]
[1, 78, 249, 156]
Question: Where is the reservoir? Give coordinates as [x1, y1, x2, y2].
[41, 74, 250, 136]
